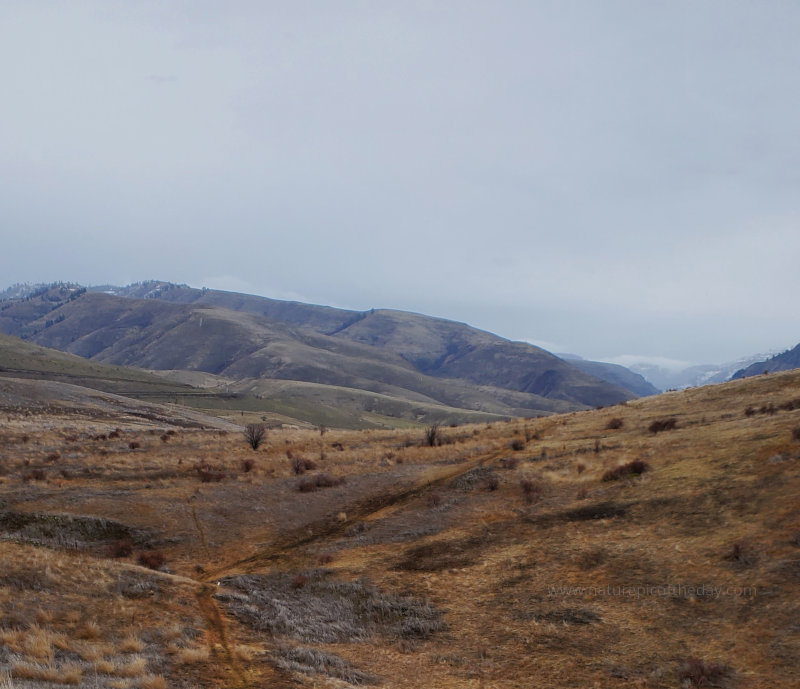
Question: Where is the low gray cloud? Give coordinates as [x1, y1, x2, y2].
[1, 1, 798, 364]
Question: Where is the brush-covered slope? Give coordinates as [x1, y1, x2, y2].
[0, 284, 636, 415]
[99, 282, 642, 406]
[104, 282, 639, 405]
[0, 368, 798, 687]
[732, 341, 800, 379]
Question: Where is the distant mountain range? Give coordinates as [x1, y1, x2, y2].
[610, 354, 780, 392]
[0, 281, 643, 426]
[732, 342, 800, 380]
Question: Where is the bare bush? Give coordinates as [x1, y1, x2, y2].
[196, 463, 225, 483]
[520, 478, 541, 504]
[423, 424, 440, 447]
[297, 473, 345, 492]
[648, 418, 677, 433]
[244, 423, 267, 450]
[291, 457, 317, 475]
[602, 460, 649, 482]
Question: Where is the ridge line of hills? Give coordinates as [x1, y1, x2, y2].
[0, 281, 662, 428]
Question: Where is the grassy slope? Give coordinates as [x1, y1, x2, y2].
[0, 371, 798, 687]
[1, 287, 635, 415]
[0, 332, 507, 429]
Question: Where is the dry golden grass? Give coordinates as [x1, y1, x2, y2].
[94, 659, 116, 674]
[11, 661, 82, 685]
[141, 675, 169, 689]
[176, 646, 211, 664]
[118, 636, 145, 653]
[1, 370, 799, 687]
[114, 655, 148, 678]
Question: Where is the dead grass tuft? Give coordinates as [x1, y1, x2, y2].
[176, 646, 210, 664]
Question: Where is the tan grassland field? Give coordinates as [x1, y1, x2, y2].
[0, 370, 799, 688]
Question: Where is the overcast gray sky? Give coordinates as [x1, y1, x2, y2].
[1, 1, 799, 366]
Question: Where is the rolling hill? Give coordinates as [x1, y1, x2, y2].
[0, 283, 638, 422]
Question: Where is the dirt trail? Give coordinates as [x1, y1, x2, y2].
[190, 446, 506, 686]
[206, 450, 502, 579]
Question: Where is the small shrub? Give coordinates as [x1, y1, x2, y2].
[606, 417, 624, 430]
[196, 464, 225, 482]
[792, 427, 800, 441]
[520, 478, 541, 504]
[331, 442, 344, 451]
[501, 456, 519, 470]
[291, 573, 309, 589]
[576, 463, 586, 474]
[128, 441, 140, 450]
[244, 423, 267, 450]
[23, 468, 46, 482]
[111, 539, 133, 558]
[46, 452, 60, 462]
[602, 460, 649, 482]
[108, 430, 121, 439]
[137, 550, 166, 570]
[484, 476, 500, 491]
[318, 553, 335, 565]
[291, 457, 317, 475]
[678, 657, 732, 687]
[423, 424, 441, 447]
[296, 473, 345, 492]
[760, 403, 776, 415]
[313, 473, 344, 488]
[744, 406, 756, 417]
[242, 458, 255, 473]
[649, 418, 677, 433]
[160, 433, 169, 443]
[509, 438, 526, 451]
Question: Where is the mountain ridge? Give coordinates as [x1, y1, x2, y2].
[732, 342, 800, 380]
[0, 281, 636, 419]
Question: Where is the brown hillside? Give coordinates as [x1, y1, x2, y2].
[0, 371, 798, 687]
